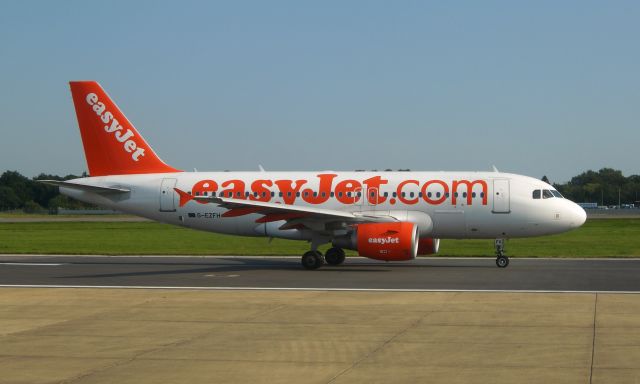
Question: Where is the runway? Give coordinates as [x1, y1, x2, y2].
[2, 255, 640, 292]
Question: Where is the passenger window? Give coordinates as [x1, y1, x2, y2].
[436, 192, 441, 198]
[330, 192, 335, 197]
[472, 192, 476, 198]
[533, 190, 541, 199]
[543, 189, 553, 199]
[212, 192, 216, 197]
[463, 192, 467, 198]
[409, 192, 414, 198]
[383, 192, 388, 197]
[427, 192, 432, 198]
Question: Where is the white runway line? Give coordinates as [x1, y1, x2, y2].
[0, 263, 63, 266]
[0, 284, 639, 294]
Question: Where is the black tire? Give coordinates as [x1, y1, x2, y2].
[325, 247, 346, 265]
[302, 251, 324, 270]
[496, 256, 509, 268]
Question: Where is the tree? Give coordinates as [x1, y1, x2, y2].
[541, 175, 550, 184]
[22, 200, 43, 214]
[0, 186, 21, 210]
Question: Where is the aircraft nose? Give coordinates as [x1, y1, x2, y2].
[569, 203, 587, 228]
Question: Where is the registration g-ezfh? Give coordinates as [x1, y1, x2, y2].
[44, 82, 587, 269]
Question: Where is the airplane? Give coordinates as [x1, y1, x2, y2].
[42, 81, 587, 270]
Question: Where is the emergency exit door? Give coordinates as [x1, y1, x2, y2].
[160, 178, 177, 212]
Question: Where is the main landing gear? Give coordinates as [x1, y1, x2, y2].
[301, 247, 345, 270]
[324, 247, 346, 266]
[495, 239, 509, 268]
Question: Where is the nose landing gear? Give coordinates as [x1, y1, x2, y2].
[495, 239, 509, 268]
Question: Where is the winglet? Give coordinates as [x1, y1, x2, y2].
[492, 165, 500, 173]
[174, 188, 193, 207]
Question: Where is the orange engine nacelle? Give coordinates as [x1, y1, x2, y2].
[355, 222, 419, 261]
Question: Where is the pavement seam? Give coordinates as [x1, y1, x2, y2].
[589, 293, 598, 384]
[323, 292, 457, 384]
[56, 291, 304, 384]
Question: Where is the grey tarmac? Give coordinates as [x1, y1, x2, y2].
[2, 255, 640, 292]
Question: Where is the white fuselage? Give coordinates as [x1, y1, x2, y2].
[61, 171, 587, 241]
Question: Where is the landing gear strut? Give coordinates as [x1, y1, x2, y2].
[495, 239, 509, 268]
[301, 250, 324, 270]
[324, 247, 346, 265]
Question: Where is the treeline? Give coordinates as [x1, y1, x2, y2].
[552, 168, 640, 206]
[0, 168, 638, 213]
[0, 171, 94, 212]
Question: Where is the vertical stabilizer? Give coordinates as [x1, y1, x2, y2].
[69, 81, 180, 176]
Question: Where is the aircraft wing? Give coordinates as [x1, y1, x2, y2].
[174, 188, 396, 231]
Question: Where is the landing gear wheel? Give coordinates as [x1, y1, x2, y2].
[496, 256, 509, 268]
[324, 247, 346, 265]
[494, 239, 509, 268]
[301, 251, 324, 270]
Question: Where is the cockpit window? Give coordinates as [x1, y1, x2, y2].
[543, 189, 554, 199]
[532, 190, 541, 199]
[551, 190, 563, 198]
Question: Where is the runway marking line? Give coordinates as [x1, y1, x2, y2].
[0, 263, 63, 266]
[0, 284, 639, 294]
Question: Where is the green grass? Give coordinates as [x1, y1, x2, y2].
[0, 219, 639, 257]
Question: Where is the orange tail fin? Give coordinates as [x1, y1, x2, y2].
[69, 81, 180, 176]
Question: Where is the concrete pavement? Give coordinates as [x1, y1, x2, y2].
[1, 288, 639, 383]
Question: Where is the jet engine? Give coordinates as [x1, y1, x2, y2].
[333, 222, 419, 261]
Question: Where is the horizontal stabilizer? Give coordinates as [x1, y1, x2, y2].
[39, 180, 130, 194]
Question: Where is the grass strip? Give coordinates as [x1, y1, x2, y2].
[0, 219, 639, 257]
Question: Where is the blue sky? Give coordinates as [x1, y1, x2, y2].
[1, 1, 638, 183]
